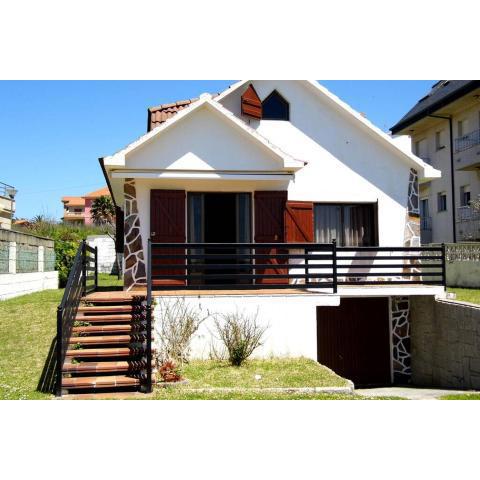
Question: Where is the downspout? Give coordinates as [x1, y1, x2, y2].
[428, 114, 457, 243]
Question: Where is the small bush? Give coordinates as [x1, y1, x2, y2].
[214, 309, 267, 367]
[158, 360, 182, 383]
[156, 297, 208, 366]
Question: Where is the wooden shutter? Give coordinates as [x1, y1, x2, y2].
[241, 84, 262, 119]
[285, 201, 314, 242]
[150, 190, 186, 286]
[254, 191, 288, 284]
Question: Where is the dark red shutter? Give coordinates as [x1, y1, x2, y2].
[150, 190, 186, 286]
[241, 84, 262, 119]
[285, 201, 314, 242]
[254, 191, 288, 284]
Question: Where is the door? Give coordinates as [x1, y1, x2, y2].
[150, 190, 186, 286]
[254, 191, 288, 284]
[316, 298, 391, 386]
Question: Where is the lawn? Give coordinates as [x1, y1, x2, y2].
[447, 288, 480, 305]
[440, 393, 480, 400]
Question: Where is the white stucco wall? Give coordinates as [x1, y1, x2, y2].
[0, 271, 58, 300]
[154, 293, 339, 360]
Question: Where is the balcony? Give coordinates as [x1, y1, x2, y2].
[457, 206, 480, 241]
[454, 129, 480, 171]
[420, 216, 432, 245]
[147, 242, 446, 294]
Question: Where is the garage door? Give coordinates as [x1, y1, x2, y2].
[316, 298, 391, 386]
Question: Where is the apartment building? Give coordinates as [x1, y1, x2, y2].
[61, 186, 110, 225]
[391, 80, 480, 243]
[0, 181, 17, 230]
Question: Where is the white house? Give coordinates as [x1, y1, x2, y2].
[98, 80, 444, 387]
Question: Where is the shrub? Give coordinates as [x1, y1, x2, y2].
[156, 297, 208, 366]
[214, 309, 267, 367]
[15, 216, 110, 286]
[158, 360, 182, 383]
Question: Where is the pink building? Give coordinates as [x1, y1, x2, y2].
[61, 186, 110, 225]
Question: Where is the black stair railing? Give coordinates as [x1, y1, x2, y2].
[145, 239, 153, 393]
[55, 240, 98, 397]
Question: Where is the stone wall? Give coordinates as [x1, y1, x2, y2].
[123, 179, 146, 290]
[391, 297, 411, 383]
[410, 296, 480, 389]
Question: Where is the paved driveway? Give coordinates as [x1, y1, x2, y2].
[356, 386, 479, 400]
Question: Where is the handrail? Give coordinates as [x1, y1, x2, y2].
[145, 239, 152, 393]
[56, 240, 98, 396]
[148, 241, 446, 293]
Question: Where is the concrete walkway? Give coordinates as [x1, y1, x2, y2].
[356, 386, 479, 400]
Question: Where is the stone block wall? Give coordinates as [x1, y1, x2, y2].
[410, 296, 480, 389]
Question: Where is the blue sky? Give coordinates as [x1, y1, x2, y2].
[0, 80, 434, 220]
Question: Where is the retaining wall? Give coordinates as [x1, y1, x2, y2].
[410, 296, 480, 389]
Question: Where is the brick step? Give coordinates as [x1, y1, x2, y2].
[62, 375, 141, 390]
[75, 314, 136, 323]
[78, 305, 136, 313]
[72, 324, 136, 334]
[66, 347, 145, 358]
[63, 360, 147, 374]
[69, 335, 145, 346]
[81, 296, 145, 304]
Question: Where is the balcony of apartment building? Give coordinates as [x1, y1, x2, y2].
[0, 181, 17, 230]
[62, 207, 85, 224]
[454, 128, 480, 171]
[457, 204, 480, 241]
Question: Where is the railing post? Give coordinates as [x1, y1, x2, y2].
[94, 246, 98, 291]
[332, 239, 337, 293]
[146, 239, 152, 393]
[81, 240, 87, 297]
[441, 242, 447, 290]
[56, 306, 63, 397]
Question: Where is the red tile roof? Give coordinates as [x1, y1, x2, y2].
[84, 186, 110, 198]
[61, 196, 85, 206]
[148, 99, 198, 131]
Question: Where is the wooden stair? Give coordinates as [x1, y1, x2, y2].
[60, 295, 153, 394]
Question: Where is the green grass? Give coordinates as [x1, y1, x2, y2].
[152, 390, 403, 400]
[0, 289, 62, 399]
[97, 273, 123, 288]
[439, 393, 480, 400]
[163, 358, 349, 389]
[447, 288, 480, 305]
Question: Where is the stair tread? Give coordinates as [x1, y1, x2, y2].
[78, 305, 135, 312]
[66, 347, 145, 357]
[69, 335, 141, 345]
[72, 325, 133, 334]
[62, 375, 141, 389]
[75, 314, 135, 322]
[63, 360, 145, 373]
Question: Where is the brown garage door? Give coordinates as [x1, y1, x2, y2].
[317, 298, 391, 386]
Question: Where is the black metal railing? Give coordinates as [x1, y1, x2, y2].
[55, 240, 98, 396]
[455, 128, 480, 153]
[148, 241, 446, 293]
[145, 240, 153, 394]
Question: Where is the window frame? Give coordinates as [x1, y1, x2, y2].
[437, 192, 447, 212]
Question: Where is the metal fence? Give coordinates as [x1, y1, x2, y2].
[16, 244, 39, 273]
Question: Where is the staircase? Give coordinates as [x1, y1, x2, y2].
[59, 294, 151, 394]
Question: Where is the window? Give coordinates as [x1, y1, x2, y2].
[460, 185, 471, 207]
[314, 204, 376, 247]
[261, 90, 289, 120]
[414, 138, 427, 159]
[420, 198, 429, 217]
[437, 192, 447, 212]
[435, 130, 444, 150]
[458, 119, 468, 137]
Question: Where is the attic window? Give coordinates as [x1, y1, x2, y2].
[262, 90, 289, 120]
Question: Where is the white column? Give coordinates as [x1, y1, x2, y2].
[8, 241, 16, 274]
[38, 245, 44, 272]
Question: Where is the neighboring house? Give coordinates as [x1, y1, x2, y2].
[391, 80, 480, 244]
[89, 80, 445, 390]
[0, 181, 17, 230]
[61, 186, 110, 224]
